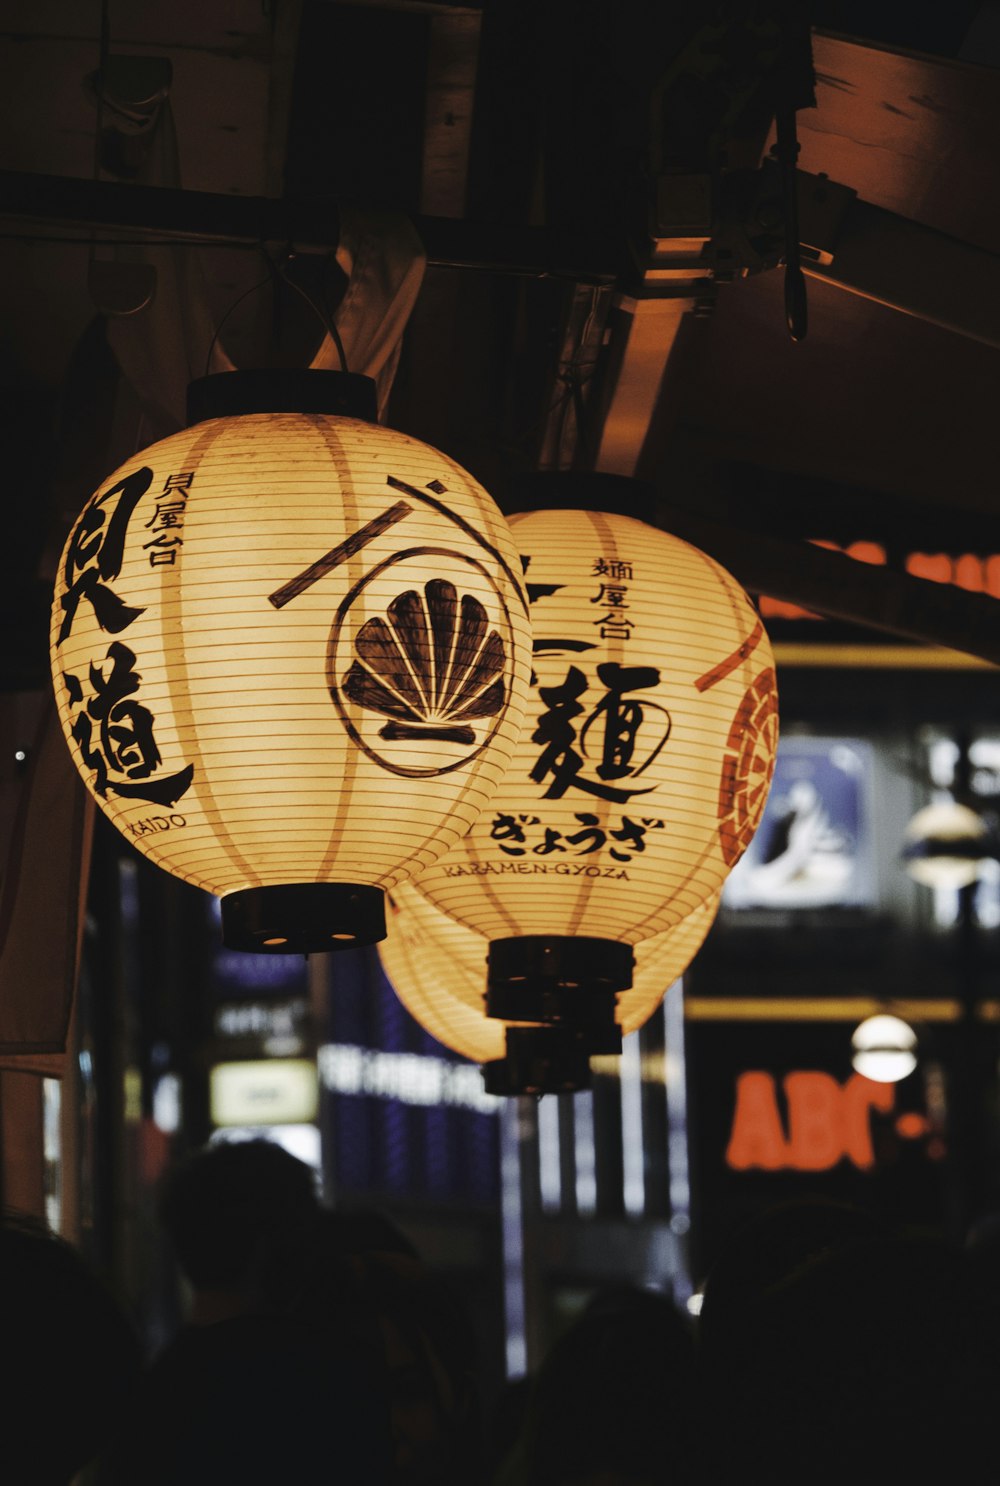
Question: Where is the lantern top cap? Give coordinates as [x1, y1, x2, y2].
[186, 369, 378, 427]
[502, 471, 655, 522]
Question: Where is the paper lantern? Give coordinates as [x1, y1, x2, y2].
[380, 878, 719, 1074]
[50, 370, 531, 951]
[902, 801, 991, 889]
[413, 502, 777, 1012]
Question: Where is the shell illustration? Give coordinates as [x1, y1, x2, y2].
[341, 578, 507, 743]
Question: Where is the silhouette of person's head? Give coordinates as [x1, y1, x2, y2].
[0, 1210, 141, 1484]
[100, 1179, 397, 1485]
[698, 1196, 881, 1353]
[697, 1206, 991, 1482]
[159, 1138, 320, 1315]
[314, 1206, 481, 1486]
[521, 1285, 695, 1486]
[741, 1233, 982, 1480]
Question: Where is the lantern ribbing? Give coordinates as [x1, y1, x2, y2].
[380, 879, 719, 1065]
[51, 378, 531, 951]
[415, 507, 777, 945]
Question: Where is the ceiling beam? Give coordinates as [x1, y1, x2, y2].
[0, 169, 619, 281]
[656, 504, 1000, 666]
[801, 187, 1000, 352]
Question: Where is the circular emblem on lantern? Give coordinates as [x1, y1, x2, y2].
[718, 665, 779, 867]
[328, 548, 515, 778]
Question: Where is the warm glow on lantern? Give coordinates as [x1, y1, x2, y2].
[414, 507, 777, 946]
[50, 371, 531, 950]
[379, 879, 719, 1064]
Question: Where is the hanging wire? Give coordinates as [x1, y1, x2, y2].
[202, 249, 351, 376]
[275, 257, 349, 373]
[203, 267, 276, 377]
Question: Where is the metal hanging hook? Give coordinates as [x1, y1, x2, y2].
[774, 106, 808, 342]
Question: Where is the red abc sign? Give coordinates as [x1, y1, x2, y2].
[725, 1070, 895, 1173]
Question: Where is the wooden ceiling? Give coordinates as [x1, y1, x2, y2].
[669, 32, 1000, 522]
[1, 3, 999, 676]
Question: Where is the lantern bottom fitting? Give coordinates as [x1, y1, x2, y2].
[482, 1026, 593, 1097]
[221, 883, 386, 954]
[486, 935, 632, 1050]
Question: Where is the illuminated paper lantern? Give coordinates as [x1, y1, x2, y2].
[379, 879, 719, 1071]
[50, 370, 531, 951]
[380, 881, 527, 1066]
[414, 503, 776, 1014]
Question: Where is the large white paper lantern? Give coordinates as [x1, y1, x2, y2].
[413, 502, 776, 1014]
[380, 879, 719, 1071]
[50, 371, 531, 951]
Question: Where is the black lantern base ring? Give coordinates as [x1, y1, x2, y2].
[221, 882, 386, 954]
[482, 1026, 594, 1096]
[486, 935, 632, 1052]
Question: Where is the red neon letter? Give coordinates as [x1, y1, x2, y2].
[841, 1073, 895, 1170]
[784, 1071, 844, 1172]
[726, 1072, 789, 1171]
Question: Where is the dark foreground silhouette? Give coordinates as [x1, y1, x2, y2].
[0, 1210, 141, 1485]
[695, 1199, 999, 1484]
[99, 1138, 481, 1485]
[493, 1286, 696, 1486]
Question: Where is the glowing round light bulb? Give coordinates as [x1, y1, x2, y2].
[851, 1014, 917, 1084]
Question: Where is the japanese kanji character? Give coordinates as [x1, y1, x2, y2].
[580, 663, 670, 782]
[57, 467, 152, 644]
[161, 471, 195, 492]
[595, 616, 635, 640]
[144, 500, 187, 530]
[531, 663, 666, 803]
[590, 583, 630, 610]
[65, 641, 193, 806]
[592, 558, 633, 581]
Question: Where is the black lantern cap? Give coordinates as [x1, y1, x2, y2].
[221, 882, 386, 954]
[186, 368, 377, 426]
[482, 1025, 593, 1096]
[487, 934, 631, 1050]
[501, 470, 655, 522]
